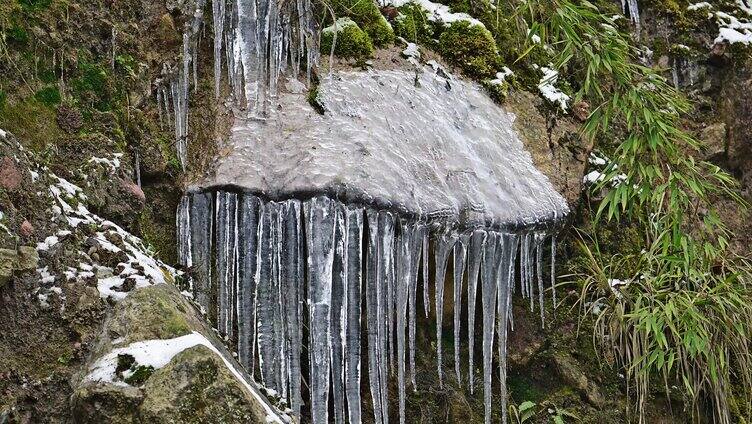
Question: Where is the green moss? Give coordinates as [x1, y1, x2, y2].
[124, 365, 155, 385]
[72, 60, 114, 112]
[34, 86, 61, 106]
[0, 97, 63, 151]
[393, 4, 434, 43]
[18, 0, 52, 12]
[6, 25, 28, 44]
[307, 86, 325, 114]
[332, 0, 394, 47]
[363, 15, 395, 47]
[320, 18, 374, 59]
[438, 21, 500, 79]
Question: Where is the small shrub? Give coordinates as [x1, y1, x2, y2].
[320, 18, 374, 59]
[438, 21, 500, 79]
[6, 25, 28, 44]
[34, 86, 61, 107]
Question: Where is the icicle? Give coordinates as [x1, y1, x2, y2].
[481, 232, 500, 424]
[551, 234, 557, 309]
[621, 0, 640, 32]
[376, 211, 393, 423]
[497, 233, 517, 424]
[395, 221, 412, 424]
[305, 197, 337, 424]
[215, 191, 237, 340]
[344, 207, 364, 424]
[434, 230, 458, 387]
[237, 195, 260, 375]
[453, 234, 468, 385]
[212, 0, 226, 98]
[257, 202, 282, 392]
[422, 230, 430, 318]
[466, 230, 484, 394]
[281, 200, 303, 415]
[189, 192, 213, 314]
[408, 225, 424, 388]
[365, 210, 384, 424]
[177, 195, 192, 292]
[380, 212, 396, 374]
[535, 232, 546, 326]
[330, 205, 347, 424]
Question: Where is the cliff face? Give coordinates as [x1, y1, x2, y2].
[0, 0, 751, 422]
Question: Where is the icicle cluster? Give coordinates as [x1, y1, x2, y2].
[178, 190, 560, 424]
[156, 0, 319, 169]
[621, 0, 640, 32]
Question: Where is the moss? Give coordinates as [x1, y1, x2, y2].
[363, 15, 395, 47]
[332, 0, 395, 47]
[438, 21, 500, 79]
[320, 18, 374, 59]
[0, 97, 63, 152]
[34, 86, 61, 106]
[307, 86, 325, 114]
[18, 0, 52, 12]
[71, 60, 114, 112]
[124, 365, 155, 386]
[393, 4, 434, 43]
[6, 25, 29, 44]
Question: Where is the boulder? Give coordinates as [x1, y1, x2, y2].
[16, 246, 39, 271]
[0, 248, 18, 287]
[552, 353, 605, 407]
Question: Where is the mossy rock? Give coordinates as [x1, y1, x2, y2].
[437, 21, 500, 79]
[138, 345, 269, 423]
[331, 0, 395, 47]
[393, 3, 434, 43]
[321, 18, 374, 59]
[363, 15, 395, 47]
[107, 285, 192, 344]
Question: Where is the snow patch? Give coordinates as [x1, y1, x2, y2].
[390, 0, 485, 28]
[537, 66, 570, 111]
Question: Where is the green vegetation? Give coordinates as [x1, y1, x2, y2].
[392, 3, 433, 42]
[438, 21, 500, 79]
[34, 85, 60, 106]
[332, 0, 395, 47]
[519, 0, 752, 422]
[321, 17, 374, 59]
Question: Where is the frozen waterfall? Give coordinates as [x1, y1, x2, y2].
[176, 65, 568, 423]
[178, 191, 561, 424]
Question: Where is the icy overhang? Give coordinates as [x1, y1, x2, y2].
[198, 67, 569, 229]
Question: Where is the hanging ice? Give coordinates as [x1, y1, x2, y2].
[466, 230, 484, 394]
[453, 234, 468, 384]
[434, 230, 457, 387]
[304, 197, 336, 424]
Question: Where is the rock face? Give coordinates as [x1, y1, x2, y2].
[505, 90, 590, 207]
[71, 285, 280, 423]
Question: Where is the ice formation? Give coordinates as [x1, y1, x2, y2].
[174, 60, 569, 423]
[157, 0, 319, 168]
[620, 0, 641, 32]
[178, 191, 561, 424]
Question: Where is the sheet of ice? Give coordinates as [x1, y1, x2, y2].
[201, 68, 568, 229]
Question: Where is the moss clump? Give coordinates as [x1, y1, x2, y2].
[124, 365, 155, 385]
[393, 4, 434, 43]
[320, 18, 374, 59]
[332, 0, 395, 47]
[34, 86, 61, 106]
[71, 60, 114, 112]
[363, 15, 395, 47]
[438, 21, 500, 79]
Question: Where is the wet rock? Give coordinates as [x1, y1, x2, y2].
[505, 90, 590, 206]
[700, 122, 727, 161]
[19, 220, 34, 238]
[0, 248, 18, 287]
[0, 157, 22, 191]
[71, 284, 279, 422]
[16, 246, 39, 271]
[139, 346, 269, 423]
[120, 179, 146, 204]
[551, 353, 605, 407]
